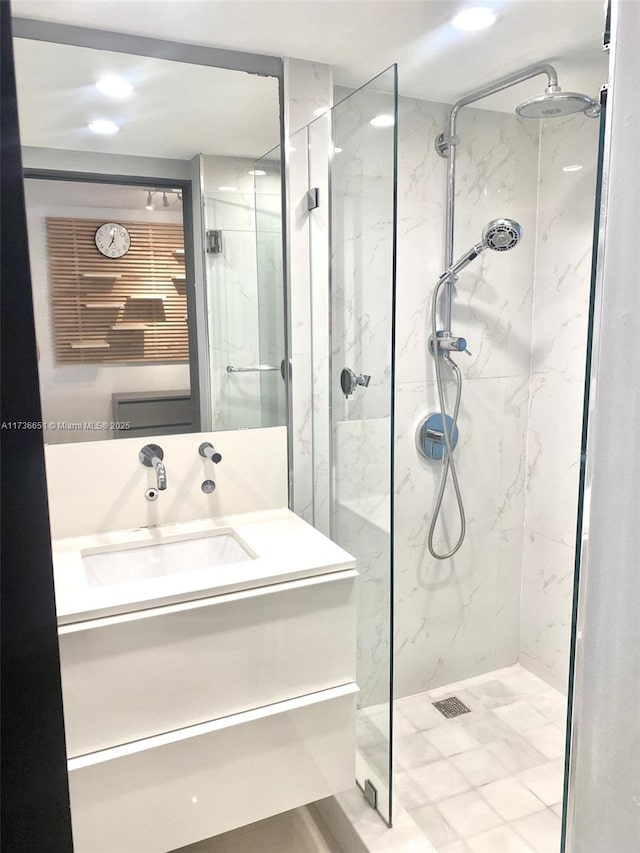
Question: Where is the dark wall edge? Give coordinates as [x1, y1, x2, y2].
[1, 2, 74, 850]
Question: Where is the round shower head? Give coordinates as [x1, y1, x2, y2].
[516, 86, 598, 119]
[482, 219, 523, 252]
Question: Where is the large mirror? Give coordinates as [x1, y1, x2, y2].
[14, 34, 285, 443]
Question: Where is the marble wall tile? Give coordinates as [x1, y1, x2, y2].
[334, 417, 391, 504]
[449, 111, 539, 382]
[285, 59, 333, 137]
[294, 84, 595, 705]
[357, 549, 392, 709]
[390, 100, 539, 698]
[333, 499, 389, 566]
[496, 528, 524, 669]
[519, 114, 598, 692]
[524, 375, 583, 547]
[394, 532, 501, 696]
[394, 377, 527, 547]
[330, 87, 395, 426]
[519, 530, 575, 694]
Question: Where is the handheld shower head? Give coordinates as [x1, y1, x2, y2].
[446, 218, 523, 277]
[482, 218, 523, 251]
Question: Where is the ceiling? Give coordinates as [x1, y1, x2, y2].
[14, 39, 281, 160]
[12, 0, 609, 114]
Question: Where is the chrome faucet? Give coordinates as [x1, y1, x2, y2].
[139, 444, 167, 490]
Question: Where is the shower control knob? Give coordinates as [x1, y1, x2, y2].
[434, 333, 468, 353]
[449, 336, 468, 352]
[199, 442, 222, 463]
[341, 367, 371, 398]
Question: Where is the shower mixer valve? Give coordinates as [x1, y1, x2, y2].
[430, 332, 472, 356]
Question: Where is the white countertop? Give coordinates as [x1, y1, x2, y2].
[52, 508, 356, 625]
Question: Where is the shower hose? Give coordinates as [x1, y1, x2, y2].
[428, 273, 466, 560]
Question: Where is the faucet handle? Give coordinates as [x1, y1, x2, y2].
[199, 442, 222, 464]
[139, 444, 164, 466]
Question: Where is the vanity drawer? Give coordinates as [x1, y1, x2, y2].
[68, 684, 357, 853]
[59, 570, 357, 757]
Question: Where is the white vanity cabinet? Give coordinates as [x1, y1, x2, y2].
[53, 511, 358, 853]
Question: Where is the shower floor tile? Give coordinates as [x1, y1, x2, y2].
[389, 665, 567, 852]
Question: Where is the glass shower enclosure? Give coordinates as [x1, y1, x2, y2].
[292, 66, 398, 824]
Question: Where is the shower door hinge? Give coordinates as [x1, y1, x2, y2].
[363, 779, 378, 810]
[603, 0, 611, 50]
[205, 229, 223, 254]
[307, 187, 320, 210]
[600, 85, 608, 109]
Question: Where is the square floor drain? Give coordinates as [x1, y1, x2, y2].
[432, 696, 471, 719]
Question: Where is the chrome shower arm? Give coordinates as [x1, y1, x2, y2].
[446, 63, 558, 138]
[439, 62, 557, 332]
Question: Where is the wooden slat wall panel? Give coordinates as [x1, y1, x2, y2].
[46, 217, 188, 364]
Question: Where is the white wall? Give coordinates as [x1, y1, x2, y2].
[45, 427, 288, 539]
[25, 178, 190, 443]
[569, 2, 640, 850]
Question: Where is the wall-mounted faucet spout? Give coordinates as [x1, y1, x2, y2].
[139, 444, 167, 491]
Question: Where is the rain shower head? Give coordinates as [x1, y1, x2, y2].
[447, 219, 523, 277]
[515, 85, 599, 119]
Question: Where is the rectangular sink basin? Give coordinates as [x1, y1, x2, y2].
[82, 531, 254, 587]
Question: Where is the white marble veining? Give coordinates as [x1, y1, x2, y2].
[520, 114, 599, 691]
[392, 99, 596, 699]
[519, 531, 576, 692]
[390, 94, 540, 699]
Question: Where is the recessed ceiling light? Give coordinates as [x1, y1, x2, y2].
[248, 169, 267, 176]
[563, 164, 584, 172]
[333, 146, 343, 154]
[451, 7, 497, 31]
[95, 75, 133, 99]
[218, 186, 239, 192]
[88, 119, 119, 135]
[370, 114, 395, 128]
[313, 106, 330, 117]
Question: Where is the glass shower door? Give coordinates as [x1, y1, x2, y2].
[325, 67, 398, 824]
[253, 146, 286, 427]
